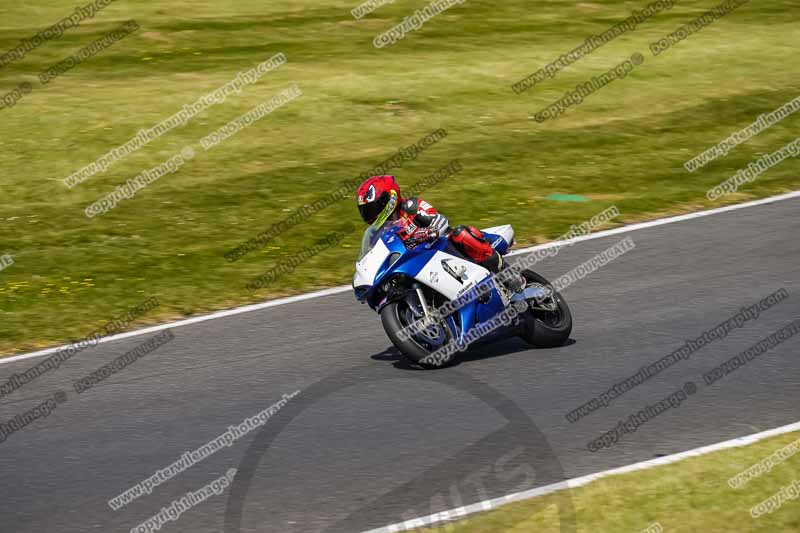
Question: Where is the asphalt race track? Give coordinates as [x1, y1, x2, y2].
[1, 197, 798, 533]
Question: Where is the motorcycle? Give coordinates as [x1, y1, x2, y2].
[353, 220, 572, 368]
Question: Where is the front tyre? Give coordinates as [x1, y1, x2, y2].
[380, 298, 456, 369]
[518, 270, 572, 348]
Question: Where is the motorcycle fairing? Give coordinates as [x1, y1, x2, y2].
[354, 223, 516, 346]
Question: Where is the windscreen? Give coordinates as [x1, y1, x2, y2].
[358, 220, 403, 259]
[359, 227, 378, 259]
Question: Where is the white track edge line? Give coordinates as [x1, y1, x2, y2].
[362, 420, 800, 533]
[507, 190, 800, 256]
[3, 190, 798, 365]
[0, 285, 352, 364]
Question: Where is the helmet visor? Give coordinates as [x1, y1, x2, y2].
[358, 198, 385, 225]
[359, 190, 398, 229]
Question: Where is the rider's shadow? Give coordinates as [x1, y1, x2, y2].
[371, 337, 576, 370]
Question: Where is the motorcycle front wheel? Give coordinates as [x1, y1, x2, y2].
[380, 292, 457, 369]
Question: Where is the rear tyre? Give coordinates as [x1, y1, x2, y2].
[518, 270, 572, 348]
[380, 300, 456, 369]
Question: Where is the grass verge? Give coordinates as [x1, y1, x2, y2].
[415, 430, 800, 532]
[1, 0, 798, 353]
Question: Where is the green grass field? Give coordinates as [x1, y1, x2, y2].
[415, 430, 800, 532]
[1, 0, 798, 353]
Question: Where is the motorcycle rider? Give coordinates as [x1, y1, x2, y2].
[356, 175, 525, 292]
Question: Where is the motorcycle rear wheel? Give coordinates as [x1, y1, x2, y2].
[517, 270, 573, 347]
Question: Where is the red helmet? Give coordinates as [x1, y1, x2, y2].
[357, 175, 401, 228]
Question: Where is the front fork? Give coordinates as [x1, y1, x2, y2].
[406, 283, 460, 345]
[415, 285, 434, 320]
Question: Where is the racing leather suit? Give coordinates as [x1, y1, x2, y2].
[389, 197, 504, 274]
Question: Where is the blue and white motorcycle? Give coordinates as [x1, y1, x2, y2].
[353, 221, 572, 367]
